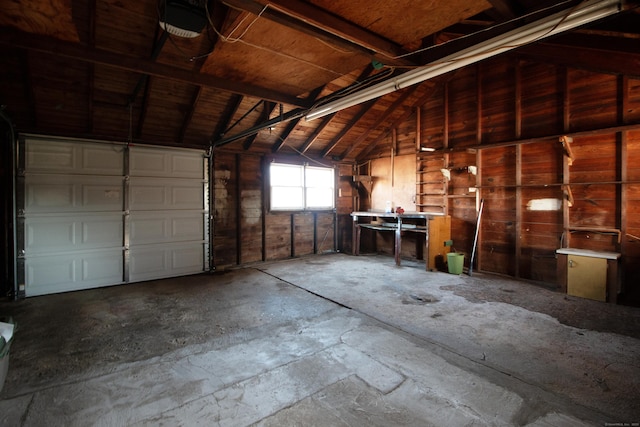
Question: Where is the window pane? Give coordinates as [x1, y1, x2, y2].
[271, 187, 303, 209]
[305, 167, 334, 187]
[306, 187, 333, 208]
[271, 164, 303, 186]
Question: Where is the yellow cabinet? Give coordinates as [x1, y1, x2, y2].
[556, 248, 620, 303]
[427, 215, 451, 271]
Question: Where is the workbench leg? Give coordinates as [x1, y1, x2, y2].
[353, 219, 361, 256]
[424, 219, 430, 271]
[395, 219, 402, 266]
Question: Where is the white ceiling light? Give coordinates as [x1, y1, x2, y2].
[305, 0, 621, 121]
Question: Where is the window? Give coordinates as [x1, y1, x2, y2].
[270, 163, 334, 211]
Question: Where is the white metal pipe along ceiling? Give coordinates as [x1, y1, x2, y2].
[304, 0, 622, 121]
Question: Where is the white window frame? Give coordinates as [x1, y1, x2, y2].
[270, 162, 335, 211]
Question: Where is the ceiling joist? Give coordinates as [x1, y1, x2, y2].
[0, 28, 309, 107]
[221, 0, 413, 65]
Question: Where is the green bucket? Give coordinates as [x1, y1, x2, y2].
[447, 252, 464, 275]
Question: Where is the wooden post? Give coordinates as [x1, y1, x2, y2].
[395, 216, 402, 266]
[515, 61, 522, 278]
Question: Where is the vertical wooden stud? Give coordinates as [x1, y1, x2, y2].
[443, 81, 450, 215]
[515, 61, 522, 278]
[561, 67, 571, 248]
[475, 64, 483, 271]
[235, 153, 242, 265]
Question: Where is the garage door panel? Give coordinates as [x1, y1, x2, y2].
[130, 147, 203, 179]
[22, 137, 208, 296]
[129, 243, 204, 282]
[25, 249, 123, 296]
[25, 214, 123, 254]
[26, 175, 123, 213]
[130, 212, 204, 245]
[26, 139, 123, 175]
[129, 178, 203, 210]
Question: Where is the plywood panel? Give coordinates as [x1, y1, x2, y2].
[370, 154, 417, 212]
[310, 0, 490, 46]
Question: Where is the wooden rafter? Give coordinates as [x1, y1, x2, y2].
[298, 114, 335, 154]
[297, 66, 375, 154]
[244, 102, 276, 150]
[339, 86, 418, 160]
[178, 87, 202, 144]
[321, 99, 377, 158]
[271, 86, 325, 153]
[357, 83, 439, 160]
[212, 94, 244, 142]
[178, 2, 231, 144]
[0, 28, 308, 107]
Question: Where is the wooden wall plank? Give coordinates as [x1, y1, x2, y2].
[568, 70, 617, 131]
[480, 59, 515, 144]
[213, 152, 238, 268]
[239, 155, 264, 264]
[265, 214, 292, 261]
[479, 146, 516, 275]
[293, 213, 315, 256]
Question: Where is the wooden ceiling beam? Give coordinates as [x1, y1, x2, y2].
[0, 28, 309, 107]
[221, 0, 412, 65]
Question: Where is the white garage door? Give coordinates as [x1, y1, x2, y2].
[20, 136, 209, 297]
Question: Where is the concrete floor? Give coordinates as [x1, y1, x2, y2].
[0, 253, 639, 426]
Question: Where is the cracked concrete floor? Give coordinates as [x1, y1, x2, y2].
[1, 253, 639, 426]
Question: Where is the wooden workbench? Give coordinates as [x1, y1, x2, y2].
[351, 211, 450, 270]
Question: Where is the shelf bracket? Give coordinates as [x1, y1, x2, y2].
[563, 184, 574, 207]
[560, 136, 574, 166]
